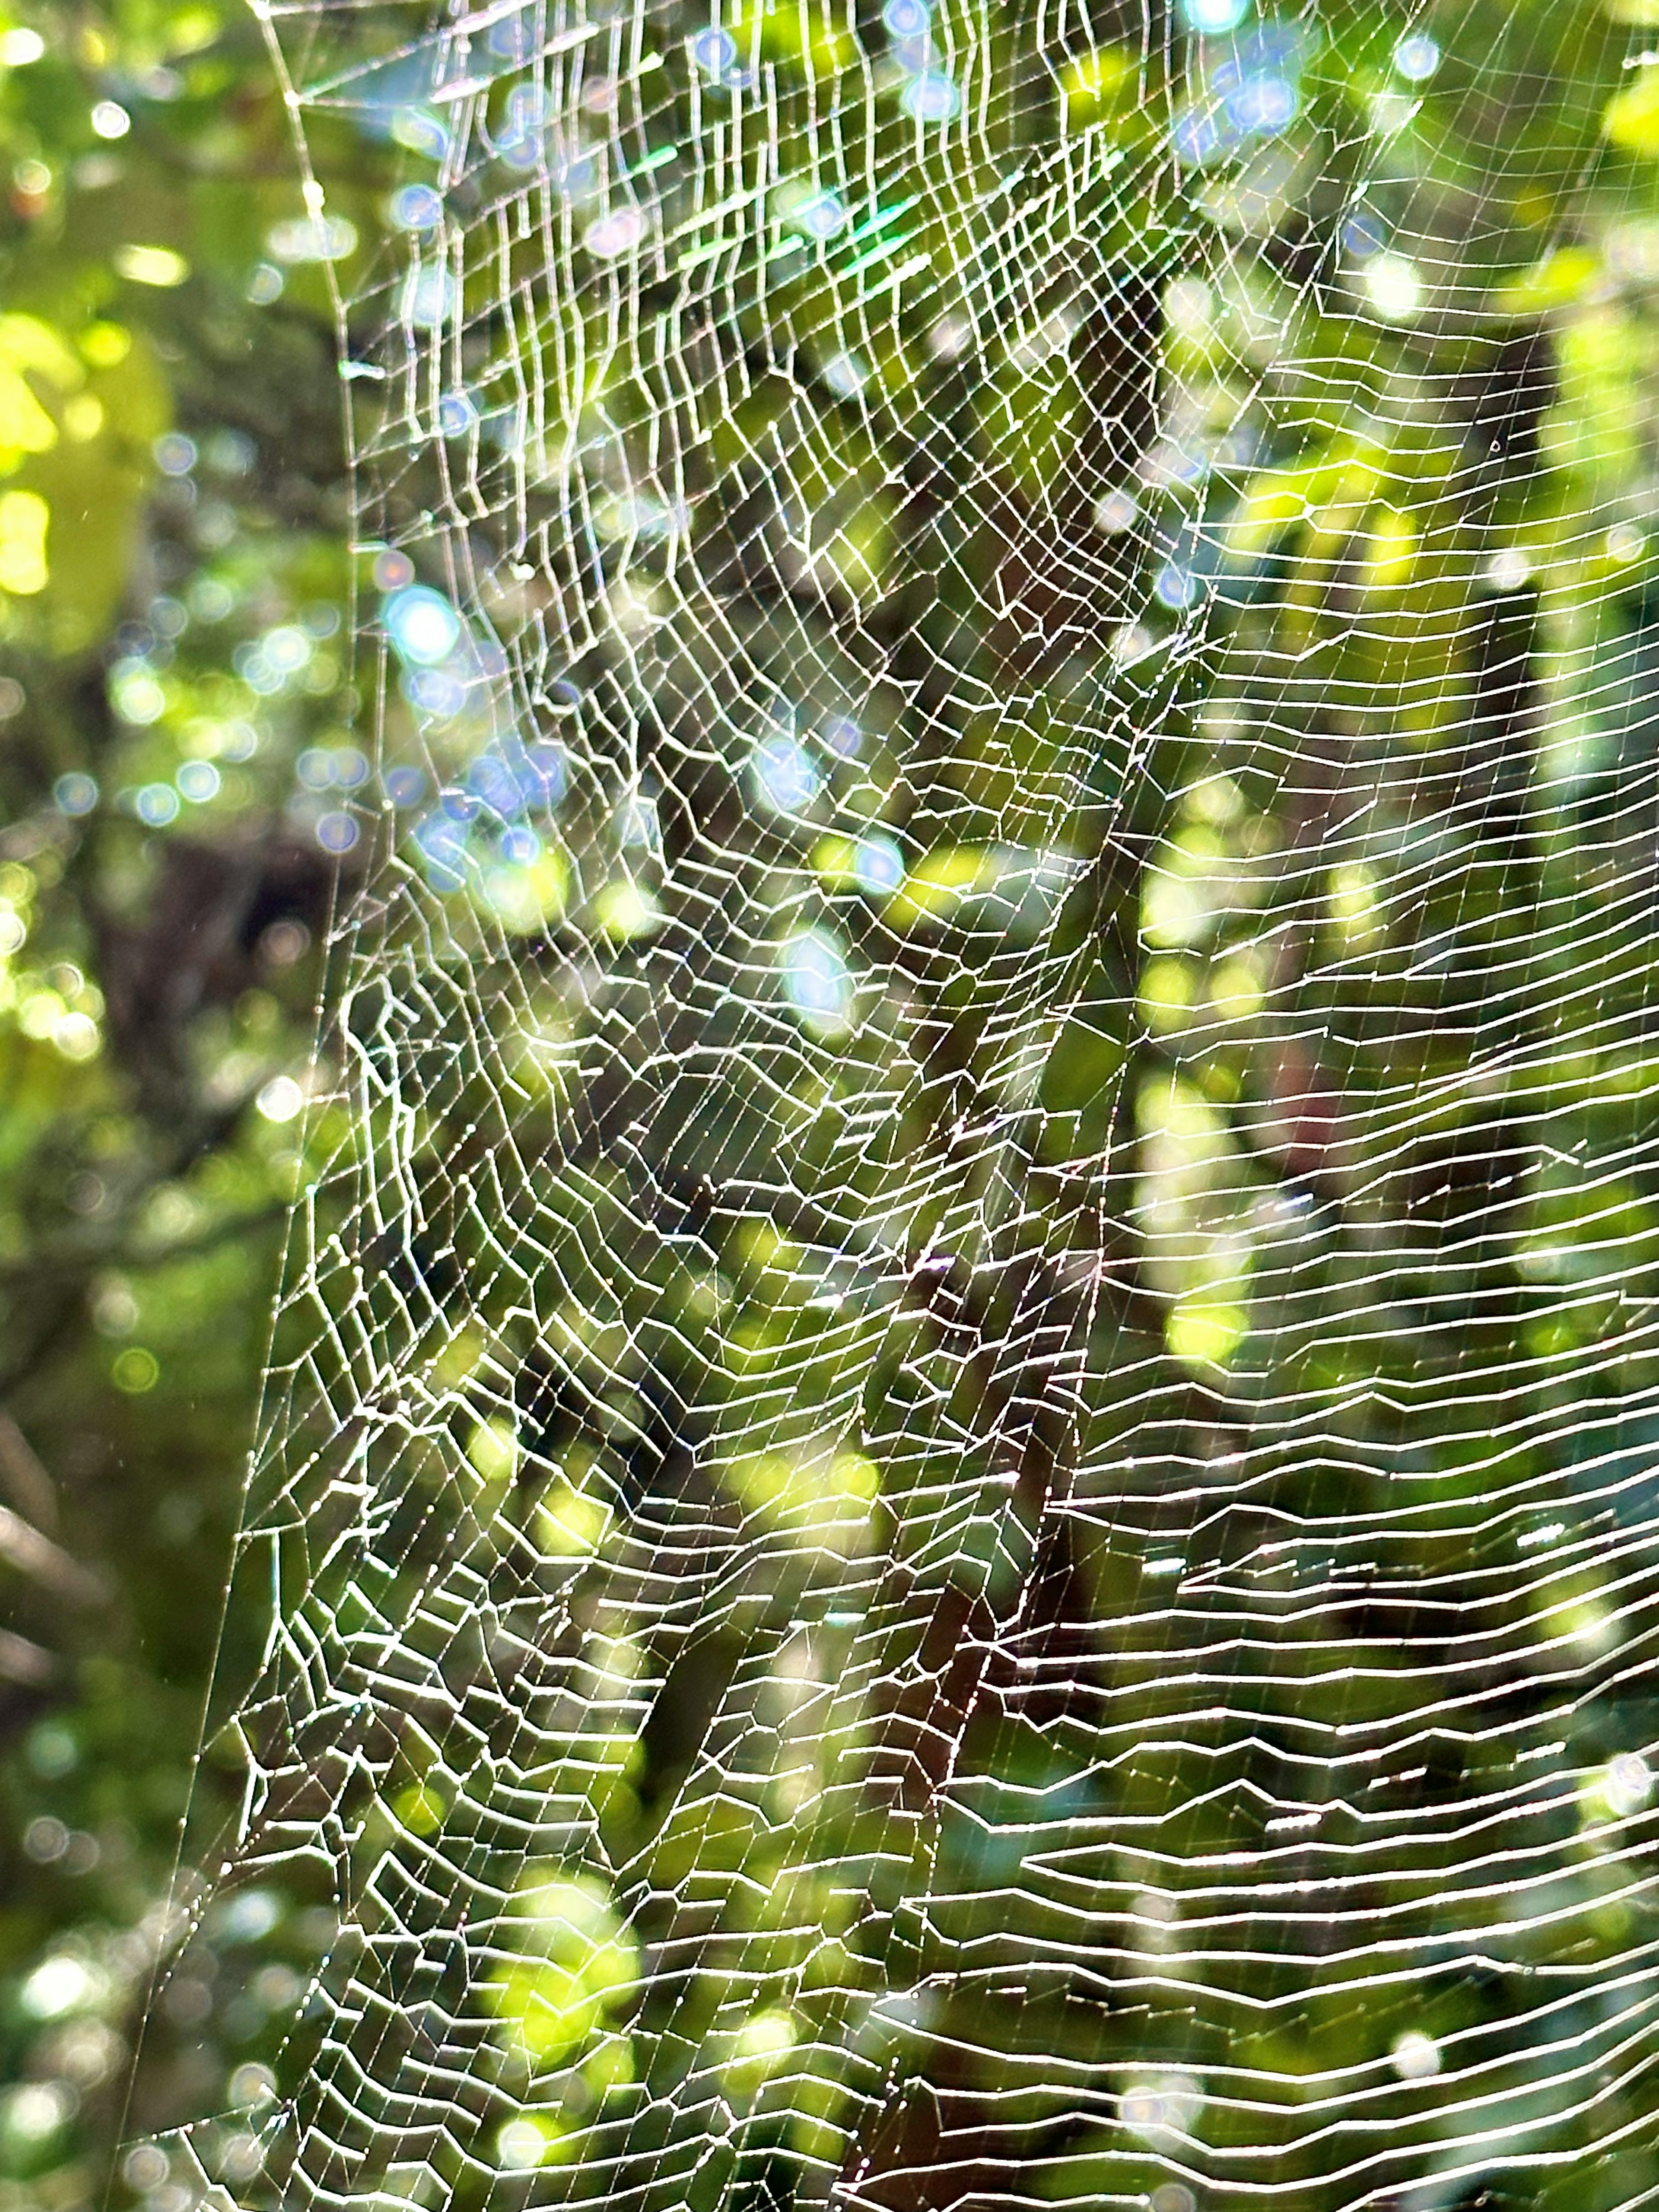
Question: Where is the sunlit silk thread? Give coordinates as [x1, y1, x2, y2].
[165, 13, 1659, 2212]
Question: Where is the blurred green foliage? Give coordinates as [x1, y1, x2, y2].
[0, 0, 397, 2199]
[8, 0, 1659, 2206]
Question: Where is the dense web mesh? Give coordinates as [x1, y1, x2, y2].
[135, 0, 1659, 2207]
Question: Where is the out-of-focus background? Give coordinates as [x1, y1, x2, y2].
[8, 0, 1659, 2206]
[0, 6, 393, 2202]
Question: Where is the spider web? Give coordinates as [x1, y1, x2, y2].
[133, 0, 1659, 2207]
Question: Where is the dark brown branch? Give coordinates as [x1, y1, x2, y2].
[0, 1412, 59, 1535]
[0, 1503, 107, 1608]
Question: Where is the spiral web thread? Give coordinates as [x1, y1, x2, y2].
[139, 0, 1659, 2207]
